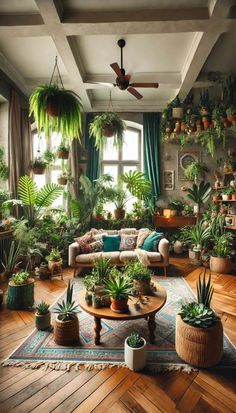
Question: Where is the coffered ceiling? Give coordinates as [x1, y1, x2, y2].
[0, 0, 235, 112]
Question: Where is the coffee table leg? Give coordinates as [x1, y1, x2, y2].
[94, 317, 102, 345]
[148, 313, 156, 344]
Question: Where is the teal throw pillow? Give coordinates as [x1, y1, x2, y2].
[102, 235, 121, 252]
[141, 232, 163, 252]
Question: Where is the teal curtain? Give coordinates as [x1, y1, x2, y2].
[85, 113, 100, 181]
[143, 112, 161, 198]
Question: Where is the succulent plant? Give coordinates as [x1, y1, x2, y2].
[179, 302, 218, 328]
[12, 271, 30, 286]
[127, 332, 144, 348]
[36, 300, 50, 315]
[54, 280, 80, 321]
[196, 269, 214, 308]
[105, 269, 133, 300]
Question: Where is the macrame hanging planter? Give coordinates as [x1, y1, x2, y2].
[45, 56, 64, 117]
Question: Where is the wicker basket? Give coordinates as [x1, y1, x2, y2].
[175, 314, 223, 368]
[7, 279, 35, 310]
[53, 316, 79, 345]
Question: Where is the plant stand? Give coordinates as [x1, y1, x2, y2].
[48, 260, 63, 280]
[7, 279, 35, 310]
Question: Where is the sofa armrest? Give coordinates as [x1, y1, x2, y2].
[68, 242, 80, 267]
[158, 238, 169, 265]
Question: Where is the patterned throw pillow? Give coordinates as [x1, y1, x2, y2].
[75, 233, 93, 254]
[89, 240, 103, 253]
[119, 234, 138, 251]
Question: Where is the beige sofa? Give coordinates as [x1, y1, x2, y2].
[69, 228, 169, 277]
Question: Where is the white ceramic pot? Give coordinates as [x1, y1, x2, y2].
[174, 240, 184, 254]
[222, 194, 229, 201]
[193, 204, 199, 214]
[124, 337, 146, 371]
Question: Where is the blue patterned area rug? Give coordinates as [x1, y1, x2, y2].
[2, 277, 236, 372]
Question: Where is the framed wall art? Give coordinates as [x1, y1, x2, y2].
[178, 150, 201, 180]
[163, 170, 175, 190]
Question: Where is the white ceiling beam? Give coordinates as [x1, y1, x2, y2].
[91, 99, 167, 112]
[34, 0, 92, 111]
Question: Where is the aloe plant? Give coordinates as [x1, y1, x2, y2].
[1, 241, 21, 277]
[196, 269, 214, 307]
[36, 300, 50, 315]
[54, 280, 80, 321]
[105, 269, 133, 300]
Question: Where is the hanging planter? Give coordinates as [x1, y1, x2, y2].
[57, 143, 70, 159]
[31, 157, 47, 175]
[29, 57, 83, 142]
[89, 112, 126, 151]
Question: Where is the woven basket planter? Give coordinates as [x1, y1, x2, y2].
[7, 279, 35, 310]
[53, 316, 79, 346]
[175, 315, 223, 368]
[210, 256, 232, 274]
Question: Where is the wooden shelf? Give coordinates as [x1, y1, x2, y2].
[225, 226, 236, 230]
[153, 215, 197, 228]
[214, 199, 236, 202]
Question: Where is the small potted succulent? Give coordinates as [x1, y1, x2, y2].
[176, 269, 223, 368]
[7, 270, 34, 310]
[105, 269, 133, 313]
[46, 248, 62, 271]
[221, 187, 233, 201]
[124, 260, 152, 295]
[124, 332, 147, 371]
[35, 300, 51, 330]
[53, 280, 80, 345]
[57, 142, 70, 159]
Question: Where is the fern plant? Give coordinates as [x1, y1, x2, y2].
[89, 112, 126, 150]
[3, 176, 63, 227]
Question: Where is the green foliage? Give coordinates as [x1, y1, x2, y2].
[196, 269, 214, 307]
[127, 332, 144, 348]
[180, 220, 211, 249]
[0, 145, 9, 181]
[168, 198, 185, 214]
[184, 161, 209, 183]
[221, 186, 234, 195]
[179, 302, 218, 328]
[1, 240, 21, 276]
[120, 171, 152, 201]
[89, 112, 126, 150]
[29, 84, 83, 141]
[12, 271, 30, 285]
[105, 269, 133, 300]
[124, 260, 152, 282]
[36, 300, 50, 315]
[31, 156, 47, 169]
[110, 185, 128, 209]
[84, 257, 112, 291]
[186, 181, 211, 205]
[212, 232, 233, 258]
[54, 280, 80, 321]
[46, 248, 61, 262]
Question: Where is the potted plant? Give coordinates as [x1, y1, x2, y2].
[221, 187, 232, 201]
[168, 198, 185, 216]
[35, 300, 51, 330]
[171, 95, 184, 119]
[176, 269, 223, 368]
[105, 269, 133, 313]
[186, 181, 211, 221]
[53, 280, 80, 345]
[83, 257, 111, 307]
[7, 270, 34, 310]
[184, 161, 209, 184]
[89, 112, 126, 150]
[210, 232, 233, 274]
[46, 248, 62, 271]
[57, 172, 68, 185]
[57, 142, 70, 159]
[212, 191, 222, 202]
[180, 220, 211, 265]
[1, 240, 21, 278]
[111, 185, 128, 220]
[31, 156, 47, 175]
[124, 260, 152, 295]
[29, 84, 83, 141]
[124, 332, 147, 371]
[231, 189, 236, 201]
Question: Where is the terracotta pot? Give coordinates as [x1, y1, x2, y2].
[57, 150, 69, 159]
[231, 194, 236, 200]
[181, 122, 186, 131]
[53, 316, 79, 345]
[203, 120, 209, 130]
[175, 315, 223, 368]
[210, 256, 232, 274]
[114, 208, 125, 220]
[111, 298, 128, 313]
[102, 126, 114, 137]
[32, 166, 46, 175]
[57, 177, 68, 185]
[45, 96, 62, 117]
[35, 312, 51, 330]
[133, 280, 151, 295]
[212, 195, 221, 202]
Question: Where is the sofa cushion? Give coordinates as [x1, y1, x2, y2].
[102, 235, 121, 252]
[120, 251, 137, 262]
[119, 234, 138, 251]
[76, 252, 102, 264]
[75, 233, 93, 253]
[101, 251, 121, 264]
[146, 252, 162, 262]
[120, 228, 137, 235]
[89, 240, 103, 253]
[136, 228, 151, 248]
[142, 232, 164, 252]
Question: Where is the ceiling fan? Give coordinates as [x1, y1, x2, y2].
[110, 39, 159, 100]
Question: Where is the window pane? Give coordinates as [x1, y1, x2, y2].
[122, 130, 139, 161]
[103, 137, 119, 161]
[123, 165, 137, 174]
[33, 133, 47, 158]
[34, 174, 46, 189]
[103, 164, 118, 184]
[51, 170, 63, 207]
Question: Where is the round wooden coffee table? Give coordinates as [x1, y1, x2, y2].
[79, 283, 167, 345]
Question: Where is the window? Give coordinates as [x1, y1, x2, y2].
[101, 126, 142, 211]
[32, 131, 64, 207]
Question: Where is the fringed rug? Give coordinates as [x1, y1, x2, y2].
[2, 277, 236, 372]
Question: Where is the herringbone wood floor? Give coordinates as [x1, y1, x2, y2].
[0, 257, 235, 413]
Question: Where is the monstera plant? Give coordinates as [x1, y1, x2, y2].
[3, 176, 63, 227]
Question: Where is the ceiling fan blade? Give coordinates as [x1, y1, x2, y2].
[127, 87, 143, 100]
[110, 63, 124, 79]
[130, 83, 159, 88]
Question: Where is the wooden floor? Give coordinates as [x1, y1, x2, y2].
[0, 257, 236, 413]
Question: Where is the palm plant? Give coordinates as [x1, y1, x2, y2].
[29, 84, 83, 141]
[186, 181, 211, 221]
[89, 112, 126, 150]
[3, 176, 63, 227]
[54, 280, 80, 321]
